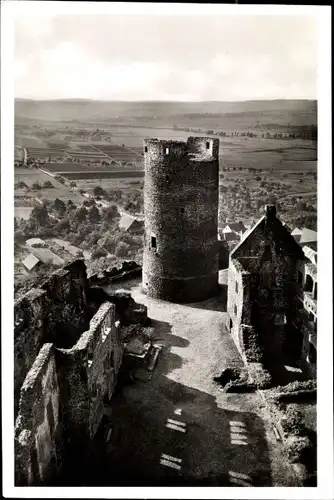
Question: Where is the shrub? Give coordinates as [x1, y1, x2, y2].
[281, 407, 306, 436]
[31, 182, 42, 190]
[286, 436, 312, 463]
[91, 247, 107, 259]
[115, 241, 130, 258]
[43, 180, 53, 188]
[248, 363, 272, 389]
[93, 185, 105, 197]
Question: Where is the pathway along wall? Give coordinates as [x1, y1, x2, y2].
[143, 136, 219, 303]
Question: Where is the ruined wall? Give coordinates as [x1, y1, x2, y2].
[14, 260, 89, 417]
[56, 302, 123, 441]
[143, 136, 219, 303]
[15, 344, 61, 485]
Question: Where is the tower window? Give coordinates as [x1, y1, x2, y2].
[164, 147, 170, 155]
[166, 175, 170, 181]
[235, 281, 238, 293]
[181, 207, 185, 214]
[234, 304, 237, 316]
[151, 236, 156, 249]
[206, 141, 210, 150]
[144, 146, 148, 153]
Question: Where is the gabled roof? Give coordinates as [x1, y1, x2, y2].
[231, 205, 305, 261]
[227, 221, 246, 232]
[119, 214, 143, 231]
[22, 253, 41, 271]
[31, 248, 65, 266]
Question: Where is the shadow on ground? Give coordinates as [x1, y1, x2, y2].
[183, 284, 228, 313]
[58, 334, 273, 487]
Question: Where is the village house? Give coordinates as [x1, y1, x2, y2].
[119, 214, 144, 235]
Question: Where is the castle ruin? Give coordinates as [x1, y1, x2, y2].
[143, 136, 220, 303]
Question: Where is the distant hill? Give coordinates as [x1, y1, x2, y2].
[15, 98, 317, 126]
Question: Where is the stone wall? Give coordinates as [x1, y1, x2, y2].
[56, 302, 123, 441]
[227, 207, 305, 365]
[14, 260, 89, 417]
[15, 344, 61, 485]
[143, 136, 220, 303]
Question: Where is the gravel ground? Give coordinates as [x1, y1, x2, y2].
[95, 273, 299, 487]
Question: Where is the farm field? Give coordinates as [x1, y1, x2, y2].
[60, 170, 144, 180]
[14, 167, 84, 205]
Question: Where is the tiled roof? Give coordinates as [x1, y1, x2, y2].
[299, 228, 317, 244]
[22, 253, 41, 271]
[119, 214, 143, 231]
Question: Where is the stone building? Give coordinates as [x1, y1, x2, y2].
[227, 205, 317, 376]
[143, 136, 220, 303]
[14, 259, 147, 485]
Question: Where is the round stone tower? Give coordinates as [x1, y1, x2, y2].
[143, 136, 220, 303]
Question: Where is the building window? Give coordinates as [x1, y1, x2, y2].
[297, 271, 303, 285]
[274, 314, 286, 325]
[144, 146, 148, 153]
[164, 147, 170, 155]
[235, 281, 238, 293]
[229, 318, 233, 331]
[151, 236, 156, 249]
[309, 344, 316, 365]
[166, 175, 170, 181]
[234, 304, 237, 316]
[181, 207, 185, 214]
[305, 274, 314, 292]
[206, 141, 210, 150]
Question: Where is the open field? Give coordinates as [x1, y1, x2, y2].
[14, 167, 84, 204]
[60, 170, 144, 180]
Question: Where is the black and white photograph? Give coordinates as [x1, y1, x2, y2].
[1, 2, 332, 497]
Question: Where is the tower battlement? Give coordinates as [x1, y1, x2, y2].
[143, 136, 219, 162]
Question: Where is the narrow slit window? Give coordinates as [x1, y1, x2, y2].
[181, 207, 185, 214]
[151, 236, 156, 249]
[206, 141, 210, 150]
[234, 304, 237, 316]
[235, 281, 238, 293]
[166, 175, 170, 181]
[165, 147, 170, 155]
[144, 146, 148, 153]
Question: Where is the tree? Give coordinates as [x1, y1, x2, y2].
[29, 204, 49, 227]
[52, 198, 66, 216]
[31, 182, 42, 191]
[101, 205, 119, 222]
[88, 205, 101, 223]
[91, 247, 107, 259]
[115, 241, 130, 258]
[70, 181, 77, 188]
[55, 217, 70, 231]
[43, 180, 53, 188]
[93, 185, 104, 197]
[74, 206, 88, 222]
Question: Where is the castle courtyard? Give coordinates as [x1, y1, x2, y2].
[79, 271, 300, 487]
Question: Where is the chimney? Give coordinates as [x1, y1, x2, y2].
[265, 204, 277, 217]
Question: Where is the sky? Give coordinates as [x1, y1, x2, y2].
[14, 7, 318, 101]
